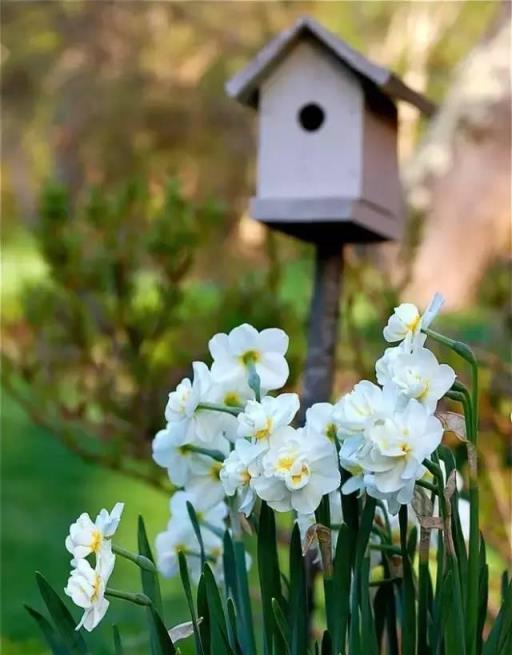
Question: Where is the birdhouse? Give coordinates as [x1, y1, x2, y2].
[226, 17, 435, 243]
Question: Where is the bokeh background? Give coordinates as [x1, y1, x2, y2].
[1, 1, 511, 654]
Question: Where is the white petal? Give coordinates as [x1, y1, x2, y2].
[258, 328, 289, 355]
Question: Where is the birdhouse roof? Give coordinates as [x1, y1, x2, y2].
[226, 16, 436, 116]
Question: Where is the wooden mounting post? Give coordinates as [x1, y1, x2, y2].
[297, 241, 344, 424]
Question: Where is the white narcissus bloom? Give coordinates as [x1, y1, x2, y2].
[304, 402, 339, 442]
[252, 428, 341, 514]
[185, 435, 231, 509]
[163, 362, 231, 445]
[383, 293, 444, 350]
[359, 399, 443, 507]
[237, 393, 300, 445]
[333, 381, 395, 439]
[220, 439, 263, 516]
[64, 552, 115, 631]
[209, 324, 289, 391]
[376, 347, 455, 413]
[153, 424, 230, 491]
[155, 492, 227, 582]
[338, 436, 366, 495]
[65, 503, 124, 563]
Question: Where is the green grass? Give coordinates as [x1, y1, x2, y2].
[0, 392, 192, 655]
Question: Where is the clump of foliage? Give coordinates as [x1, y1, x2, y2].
[1, 180, 298, 490]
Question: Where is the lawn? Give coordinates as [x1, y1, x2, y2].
[1, 393, 193, 655]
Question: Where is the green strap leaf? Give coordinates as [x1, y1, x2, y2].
[146, 606, 177, 655]
[187, 501, 206, 569]
[258, 502, 284, 655]
[398, 507, 416, 655]
[331, 522, 356, 655]
[289, 524, 308, 655]
[35, 572, 89, 655]
[272, 598, 291, 655]
[112, 625, 124, 655]
[25, 604, 68, 655]
[138, 515, 163, 615]
[203, 563, 236, 655]
[178, 552, 205, 655]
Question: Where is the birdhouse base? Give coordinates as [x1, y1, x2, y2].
[250, 196, 401, 243]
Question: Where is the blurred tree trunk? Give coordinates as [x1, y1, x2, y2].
[403, 0, 511, 309]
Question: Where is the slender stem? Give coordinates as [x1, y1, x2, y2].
[416, 479, 439, 494]
[246, 362, 261, 402]
[423, 459, 443, 479]
[197, 402, 241, 416]
[105, 588, 152, 606]
[112, 545, 156, 573]
[185, 443, 226, 462]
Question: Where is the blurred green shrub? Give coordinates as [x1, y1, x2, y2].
[1, 179, 300, 490]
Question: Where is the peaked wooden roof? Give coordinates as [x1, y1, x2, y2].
[226, 16, 436, 116]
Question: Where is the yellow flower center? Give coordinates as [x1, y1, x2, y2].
[326, 423, 338, 441]
[90, 529, 103, 554]
[240, 469, 251, 484]
[255, 418, 273, 440]
[210, 462, 223, 480]
[406, 314, 421, 333]
[91, 573, 101, 602]
[277, 456, 295, 472]
[224, 392, 241, 407]
[416, 382, 430, 401]
[240, 350, 261, 366]
[400, 442, 412, 455]
[291, 464, 310, 485]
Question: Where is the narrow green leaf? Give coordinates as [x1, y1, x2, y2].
[203, 563, 235, 655]
[289, 523, 308, 655]
[146, 606, 177, 655]
[178, 552, 205, 655]
[226, 597, 243, 655]
[320, 631, 332, 655]
[272, 598, 291, 655]
[484, 580, 512, 655]
[432, 570, 453, 655]
[258, 502, 284, 655]
[112, 625, 124, 655]
[331, 523, 356, 655]
[187, 501, 206, 569]
[35, 572, 88, 655]
[360, 557, 378, 655]
[197, 574, 210, 655]
[25, 605, 68, 655]
[399, 507, 416, 655]
[138, 516, 163, 615]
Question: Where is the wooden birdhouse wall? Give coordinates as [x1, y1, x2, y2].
[257, 39, 364, 200]
[361, 94, 402, 226]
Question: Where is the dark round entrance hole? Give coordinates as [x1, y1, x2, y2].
[297, 103, 325, 132]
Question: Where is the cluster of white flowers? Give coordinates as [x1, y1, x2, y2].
[336, 293, 455, 512]
[64, 503, 124, 631]
[152, 295, 455, 577]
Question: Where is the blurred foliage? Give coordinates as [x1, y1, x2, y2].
[1, 179, 302, 490]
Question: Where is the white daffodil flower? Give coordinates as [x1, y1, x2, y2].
[186, 437, 231, 510]
[252, 427, 341, 514]
[220, 439, 263, 516]
[156, 492, 227, 582]
[358, 399, 443, 507]
[152, 424, 230, 489]
[209, 323, 289, 391]
[237, 393, 300, 447]
[65, 503, 124, 564]
[64, 552, 115, 632]
[383, 293, 444, 350]
[376, 347, 455, 413]
[163, 361, 231, 445]
[333, 381, 396, 439]
[338, 436, 366, 495]
[304, 402, 339, 442]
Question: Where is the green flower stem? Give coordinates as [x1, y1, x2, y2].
[185, 444, 226, 462]
[423, 459, 443, 480]
[415, 479, 438, 495]
[105, 588, 152, 606]
[246, 362, 261, 402]
[197, 402, 241, 416]
[112, 545, 157, 573]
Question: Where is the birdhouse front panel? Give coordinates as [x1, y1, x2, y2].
[257, 39, 364, 202]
